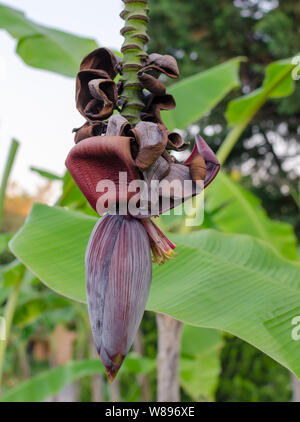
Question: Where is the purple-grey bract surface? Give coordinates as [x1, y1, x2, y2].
[85, 214, 152, 380]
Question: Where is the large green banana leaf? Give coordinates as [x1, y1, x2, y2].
[162, 58, 243, 130]
[226, 59, 296, 127]
[206, 172, 298, 260]
[0, 354, 155, 402]
[0, 3, 98, 77]
[9, 204, 300, 378]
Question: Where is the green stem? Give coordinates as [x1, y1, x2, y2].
[120, 0, 149, 124]
[217, 66, 294, 165]
[0, 276, 22, 390]
[55, 177, 76, 206]
[0, 139, 19, 230]
[289, 183, 300, 212]
[217, 121, 249, 166]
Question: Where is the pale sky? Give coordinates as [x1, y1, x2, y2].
[0, 0, 123, 195]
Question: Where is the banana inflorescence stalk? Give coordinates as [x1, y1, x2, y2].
[120, 0, 150, 123]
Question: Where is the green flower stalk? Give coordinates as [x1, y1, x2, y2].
[120, 0, 150, 123]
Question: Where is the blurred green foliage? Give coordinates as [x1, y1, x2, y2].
[148, 0, 300, 402]
[149, 0, 300, 238]
[216, 335, 292, 402]
[148, 0, 300, 77]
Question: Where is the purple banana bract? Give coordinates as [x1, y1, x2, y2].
[85, 215, 152, 382]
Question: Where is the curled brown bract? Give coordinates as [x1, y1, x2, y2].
[167, 132, 190, 151]
[131, 121, 168, 171]
[137, 71, 166, 96]
[80, 47, 119, 80]
[76, 70, 118, 121]
[137, 53, 179, 98]
[185, 135, 220, 188]
[106, 114, 132, 137]
[189, 154, 207, 182]
[141, 53, 179, 79]
[73, 121, 107, 144]
[141, 93, 176, 124]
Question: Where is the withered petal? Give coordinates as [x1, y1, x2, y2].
[189, 154, 207, 182]
[87, 79, 118, 120]
[65, 136, 139, 214]
[88, 79, 108, 100]
[141, 218, 176, 265]
[73, 121, 107, 144]
[76, 70, 118, 121]
[142, 93, 176, 124]
[137, 71, 166, 96]
[146, 53, 179, 79]
[88, 79, 118, 103]
[86, 214, 152, 381]
[185, 135, 220, 187]
[167, 132, 190, 151]
[134, 136, 219, 218]
[80, 47, 119, 80]
[132, 121, 168, 170]
[106, 114, 131, 137]
[143, 156, 170, 185]
[76, 70, 109, 111]
[159, 163, 195, 200]
[84, 98, 111, 121]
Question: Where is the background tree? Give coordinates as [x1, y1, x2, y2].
[148, 0, 300, 236]
[148, 0, 300, 401]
